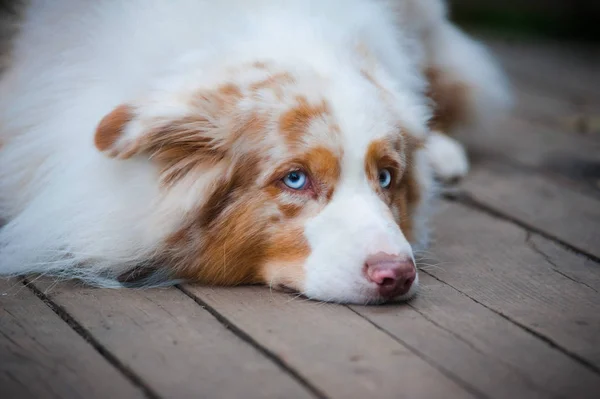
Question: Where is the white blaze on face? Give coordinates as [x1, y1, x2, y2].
[301, 148, 417, 304]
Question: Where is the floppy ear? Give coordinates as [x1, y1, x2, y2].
[94, 104, 141, 159]
[93, 102, 228, 162]
[94, 84, 249, 165]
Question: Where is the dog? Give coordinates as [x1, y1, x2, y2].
[0, 0, 511, 304]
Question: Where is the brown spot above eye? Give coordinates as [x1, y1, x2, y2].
[303, 146, 341, 190]
[279, 97, 331, 145]
[364, 137, 403, 184]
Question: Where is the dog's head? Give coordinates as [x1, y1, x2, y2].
[94, 60, 433, 304]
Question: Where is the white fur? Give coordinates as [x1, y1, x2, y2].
[426, 131, 470, 182]
[0, 0, 510, 303]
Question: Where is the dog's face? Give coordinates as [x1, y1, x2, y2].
[94, 61, 433, 304]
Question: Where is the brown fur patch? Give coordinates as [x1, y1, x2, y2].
[279, 96, 331, 146]
[364, 136, 404, 184]
[392, 140, 421, 242]
[364, 133, 421, 242]
[144, 85, 264, 185]
[304, 146, 341, 199]
[424, 67, 472, 133]
[103, 72, 347, 288]
[278, 203, 303, 219]
[143, 116, 227, 185]
[163, 154, 311, 286]
[94, 104, 134, 153]
[261, 227, 310, 289]
[159, 141, 341, 287]
[265, 227, 310, 264]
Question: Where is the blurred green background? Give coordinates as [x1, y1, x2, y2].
[450, 0, 600, 42]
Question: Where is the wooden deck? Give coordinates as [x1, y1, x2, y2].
[2, 37, 599, 399]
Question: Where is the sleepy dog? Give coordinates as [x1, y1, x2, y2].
[0, 0, 511, 304]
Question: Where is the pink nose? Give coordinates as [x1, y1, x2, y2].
[365, 253, 416, 299]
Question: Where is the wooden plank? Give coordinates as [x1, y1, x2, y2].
[512, 85, 600, 138]
[464, 117, 600, 183]
[421, 201, 600, 370]
[352, 271, 600, 399]
[0, 279, 145, 399]
[460, 161, 600, 258]
[485, 37, 599, 137]
[34, 282, 314, 399]
[487, 38, 600, 102]
[527, 234, 600, 293]
[182, 285, 477, 399]
[485, 39, 600, 139]
[458, 87, 600, 258]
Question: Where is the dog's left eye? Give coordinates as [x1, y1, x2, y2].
[378, 169, 392, 188]
[283, 171, 308, 190]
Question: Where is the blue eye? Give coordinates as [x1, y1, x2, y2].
[379, 169, 392, 188]
[283, 171, 308, 190]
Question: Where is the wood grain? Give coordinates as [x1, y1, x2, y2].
[182, 285, 477, 399]
[464, 117, 600, 190]
[352, 271, 600, 399]
[0, 279, 145, 399]
[451, 38, 600, 256]
[423, 201, 600, 369]
[488, 38, 600, 103]
[461, 161, 600, 258]
[33, 281, 314, 399]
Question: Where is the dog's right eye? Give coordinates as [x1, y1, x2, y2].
[378, 168, 392, 189]
[283, 171, 308, 190]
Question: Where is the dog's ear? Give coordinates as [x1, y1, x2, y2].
[94, 104, 142, 159]
[93, 102, 231, 162]
[94, 83, 246, 161]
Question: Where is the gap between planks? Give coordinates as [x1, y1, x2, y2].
[443, 191, 600, 264]
[21, 278, 162, 399]
[420, 267, 600, 375]
[435, 197, 600, 374]
[176, 284, 328, 399]
[15, 190, 600, 399]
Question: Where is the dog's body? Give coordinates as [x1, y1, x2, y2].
[0, 0, 511, 303]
